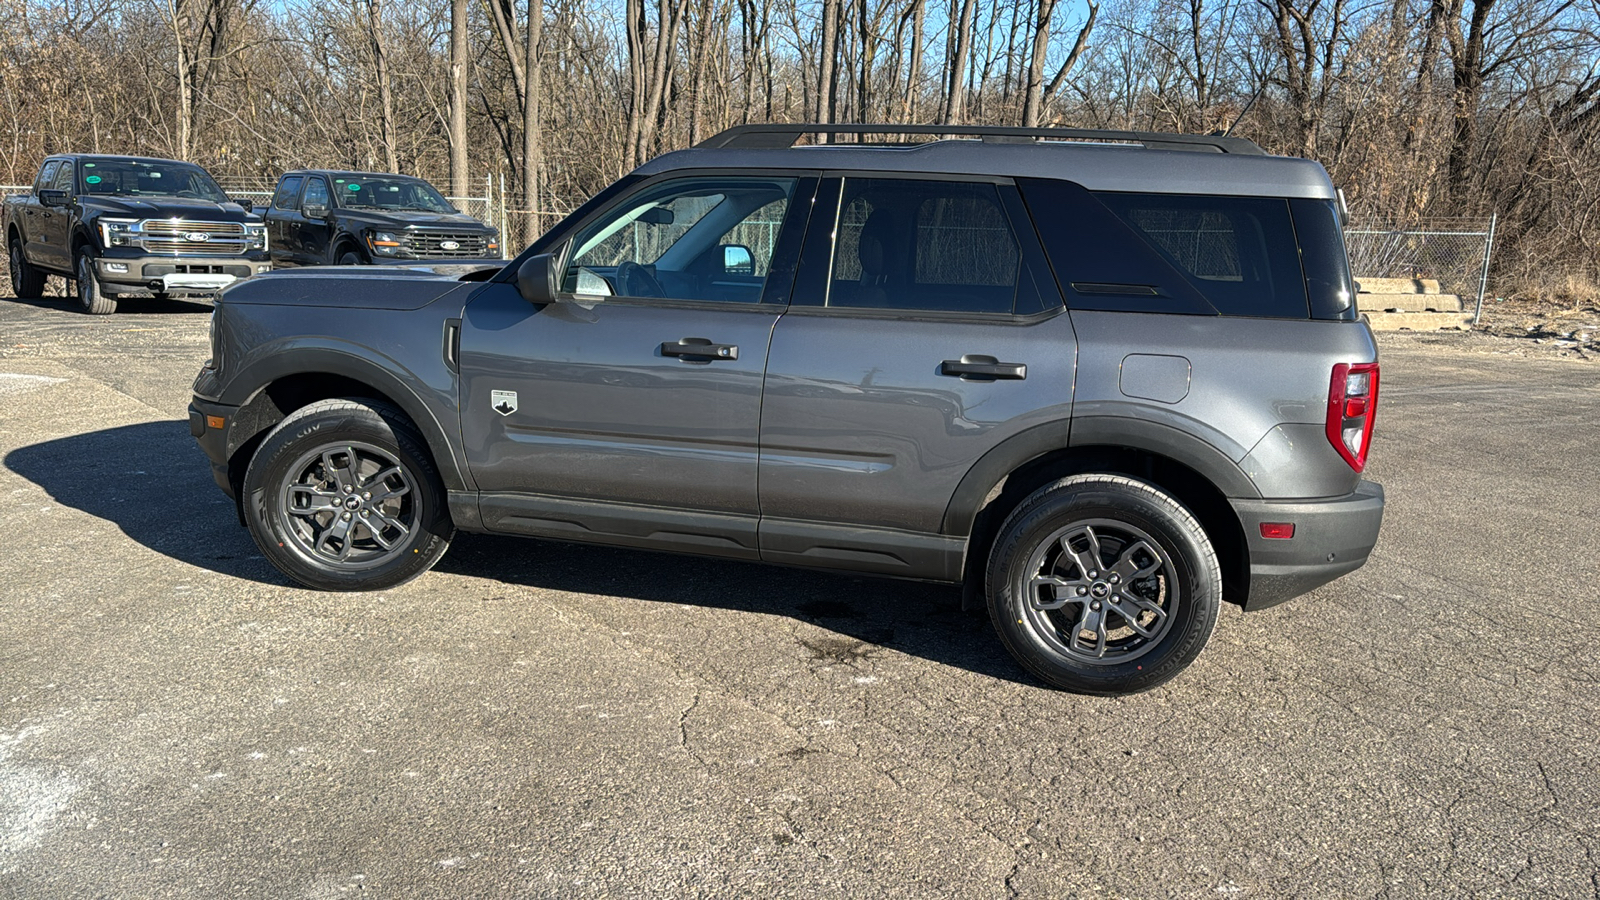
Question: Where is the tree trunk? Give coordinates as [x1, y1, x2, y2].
[943, 0, 975, 123]
[449, 0, 469, 195]
[368, 0, 399, 171]
[818, 0, 839, 123]
[523, 0, 541, 240]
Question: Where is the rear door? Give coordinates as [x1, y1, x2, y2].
[459, 172, 815, 558]
[756, 175, 1078, 577]
[264, 175, 304, 266]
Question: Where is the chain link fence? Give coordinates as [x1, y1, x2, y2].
[1345, 215, 1497, 322]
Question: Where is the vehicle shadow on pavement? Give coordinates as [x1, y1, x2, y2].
[8, 421, 1028, 685]
[438, 532, 1033, 686]
[4, 289, 213, 315]
[5, 420, 287, 583]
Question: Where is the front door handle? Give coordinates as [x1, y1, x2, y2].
[940, 356, 1027, 380]
[661, 338, 739, 361]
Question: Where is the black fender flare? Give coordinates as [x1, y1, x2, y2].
[220, 343, 470, 492]
[940, 415, 1260, 537]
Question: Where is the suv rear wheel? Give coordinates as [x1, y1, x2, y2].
[986, 474, 1220, 694]
[242, 397, 454, 590]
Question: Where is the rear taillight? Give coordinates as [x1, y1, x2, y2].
[1326, 362, 1379, 471]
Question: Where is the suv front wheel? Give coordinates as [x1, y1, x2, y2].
[986, 474, 1221, 694]
[242, 397, 454, 590]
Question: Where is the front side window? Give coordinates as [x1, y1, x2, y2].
[35, 161, 60, 193]
[562, 176, 798, 304]
[272, 176, 304, 210]
[301, 178, 331, 212]
[828, 178, 1023, 315]
[50, 163, 76, 195]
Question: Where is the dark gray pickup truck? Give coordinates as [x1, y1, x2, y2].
[190, 124, 1384, 694]
[4, 154, 269, 313]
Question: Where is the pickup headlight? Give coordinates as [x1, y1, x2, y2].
[486, 230, 501, 257]
[243, 223, 268, 251]
[367, 231, 404, 256]
[99, 218, 141, 248]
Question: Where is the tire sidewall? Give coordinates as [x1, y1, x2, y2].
[243, 401, 451, 591]
[988, 479, 1220, 694]
[76, 252, 114, 314]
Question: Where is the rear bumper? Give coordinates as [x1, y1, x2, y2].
[1230, 480, 1385, 611]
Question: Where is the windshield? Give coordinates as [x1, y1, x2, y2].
[77, 158, 228, 203]
[331, 176, 455, 214]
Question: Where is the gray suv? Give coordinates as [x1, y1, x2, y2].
[190, 124, 1384, 694]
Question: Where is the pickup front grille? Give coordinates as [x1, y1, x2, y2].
[402, 230, 490, 258]
[140, 220, 250, 256]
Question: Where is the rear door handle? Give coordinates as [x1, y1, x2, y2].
[661, 338, 738, 361]
[940, 356, 1027, 380]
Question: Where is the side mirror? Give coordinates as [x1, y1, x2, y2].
[234, 196, 255, 213]
[303, 204, 328, 219]
[38, 189, 68, 208]
[516, 252, 558, 304]
[721, 244, 754, 276]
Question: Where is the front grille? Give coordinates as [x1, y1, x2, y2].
[402, 230, 489, 258]
[139, 220, 249, 256]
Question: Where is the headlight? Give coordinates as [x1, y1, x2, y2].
[367, 231, 403, 255]
[243, 223, 268, 251]
[486, 230, 500, 257]
[99, 218, 140, 247]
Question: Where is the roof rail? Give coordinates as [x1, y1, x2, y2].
[696, 123, 1265, 155]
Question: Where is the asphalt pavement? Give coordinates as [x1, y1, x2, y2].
[1, 289, 1597, 898]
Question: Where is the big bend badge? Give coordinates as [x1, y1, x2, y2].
[491, 390, 518, 416]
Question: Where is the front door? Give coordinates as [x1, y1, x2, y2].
[296, 177, 334, 264]
[459, 173, 815, 558]
[264, 175, 304, 267]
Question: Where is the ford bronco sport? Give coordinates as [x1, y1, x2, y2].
[190, 124, 1384, 694]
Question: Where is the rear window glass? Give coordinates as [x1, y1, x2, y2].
[1092, 192, 1309, 318]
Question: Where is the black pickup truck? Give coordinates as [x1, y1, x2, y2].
[262, 170, 500, 267]
[3, 155, 269, 314]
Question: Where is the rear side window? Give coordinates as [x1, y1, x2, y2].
[272, 176, 304, 210]
[1094, 192, 1309, 318]
[828, 178, 1028, 315]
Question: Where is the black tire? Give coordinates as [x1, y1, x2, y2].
[337, 250, 365, 266]
[242, 397, 454, 591]
[9, 235, 47, 298]
[986, 474, 1221, 695]
[75, 251, 117, 314]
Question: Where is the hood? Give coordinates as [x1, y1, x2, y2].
[332, 208, 494, 231]
[220, 263, 503, 310]
[81, 195, 258, 222]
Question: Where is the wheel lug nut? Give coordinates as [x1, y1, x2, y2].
[1077, 587, 1088, 596]
[1110, 574, 1120, 584]
[1110, 597, 1120, 604]
[1088, 571, 1098, 578]
[362, 492, 370, 499]
[361, 510, 369, 517]
[342, 512, 351, 520]
[1091, 602, 1101, 610]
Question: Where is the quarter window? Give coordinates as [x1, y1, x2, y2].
[562, 176, 798, 303]
[828, 179, 1023, 315]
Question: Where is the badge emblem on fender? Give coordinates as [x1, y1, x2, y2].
[491, 390, 518, 416]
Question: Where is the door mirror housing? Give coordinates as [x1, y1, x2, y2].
[234, 196, 255, 213]
[516, 252, 559, 304]
[302, 204, 329, 219]
[38, 189, 68, 208]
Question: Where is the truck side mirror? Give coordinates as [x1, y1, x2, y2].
[303, 204, 329, 219]
[516, 252, 558, 304]
[38, 189, 68, 208]
[234, 196, 255, 213]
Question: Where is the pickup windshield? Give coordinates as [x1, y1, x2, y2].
[331, 176, 455, 214]
[77, 158, 228, 203]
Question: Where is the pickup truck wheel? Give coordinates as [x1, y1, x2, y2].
[986, 474, 1220, 695]
[75, 253, 117, 314]
[9, 236, 46, 298]
[242, 398, 454, 591]
[338, 251, 364, 265]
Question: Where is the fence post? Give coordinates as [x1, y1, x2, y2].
[1472, 212, 1497, 326]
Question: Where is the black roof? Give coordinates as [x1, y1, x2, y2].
[281, 170, 436, 183]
